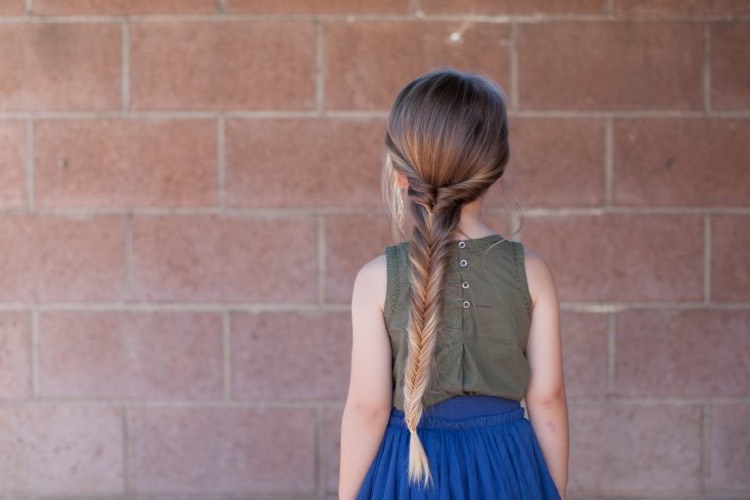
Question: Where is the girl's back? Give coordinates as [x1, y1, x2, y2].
[338, 69, 568, 499]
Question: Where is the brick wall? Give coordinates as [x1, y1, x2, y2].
[0, 0, 748, 498]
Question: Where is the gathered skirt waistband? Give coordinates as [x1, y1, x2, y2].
[389, 395, 524, 430]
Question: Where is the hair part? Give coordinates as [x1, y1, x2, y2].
[382, 68, 512, 485]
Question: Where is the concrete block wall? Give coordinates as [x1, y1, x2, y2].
[0, 0, 748, 498]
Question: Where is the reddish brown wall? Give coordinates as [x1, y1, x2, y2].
[0, 0, 748, 497]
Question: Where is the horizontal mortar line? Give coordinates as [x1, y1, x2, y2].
[1, 13, 748, 23]
[2, 206, 749, 217]
[558, 302, 750, 312]
[3, 110, 750, 120]
[510, 110, 750, 119]
[525, 206, 750, 215]
[0, 206, 388, 216]
[0, 399, 346, 408]
[416, 13, 750, 23]
[0, 303, 352, 312]
[322, 110, 391, 119]
[0, 110, 322, 120]
[4, 302, 747, 313]
[3, 397, 748, 408]
[565, 396, 750, 405]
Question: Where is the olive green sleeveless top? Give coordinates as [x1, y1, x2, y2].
[384, 234, 533, 411]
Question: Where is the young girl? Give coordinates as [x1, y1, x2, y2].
[339, 69, 568, 499]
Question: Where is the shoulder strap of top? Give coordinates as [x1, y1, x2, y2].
[384, 242, 407, 322]
[511, 241, 533, 318]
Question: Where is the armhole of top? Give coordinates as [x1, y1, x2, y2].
[383, 245, 400, 323]
[513, 241, 533, 318]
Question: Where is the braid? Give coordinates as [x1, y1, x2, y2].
[402, 177, 463, 485]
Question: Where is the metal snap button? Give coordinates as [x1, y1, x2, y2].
[462, 281, 470, 289]
[459, 259, 468, 267]
[458, 241, 466, 249]
[463, 301, 471, 308]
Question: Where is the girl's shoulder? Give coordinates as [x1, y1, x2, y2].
[353, 253, 388, 311]
[518, 243, 558, 309]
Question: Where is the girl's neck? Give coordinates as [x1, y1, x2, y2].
[454, 196, 496, 240]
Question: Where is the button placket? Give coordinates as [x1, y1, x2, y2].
[458, 240, 470, 308]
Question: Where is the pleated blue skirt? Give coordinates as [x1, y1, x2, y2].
[356, 395, 561, 499]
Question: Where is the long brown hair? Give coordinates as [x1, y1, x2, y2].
[382, 69, 511, 485]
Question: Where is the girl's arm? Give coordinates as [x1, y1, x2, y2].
[523, 249, 569, 499]
[339, 255, 393, 500]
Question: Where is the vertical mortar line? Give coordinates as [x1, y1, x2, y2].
[31, 309, 39, 397]
[317, 215, 326, 304]
[217, 0, 227, 14]
[26, 119, 35, 211]
[24, 0, 33, 15]
[222, 310, 231, 401]
[704, 214, 711, 303]
[217, 117, 226, 210]
[703, 22, 711, 113]
[605, 0, 614, 15]
[121, 21, 131, 112]
[604, 116, 614, 209]
[607, 312, 616, 395]
[315, 21, 326, 115]
[701, 401, 712, 493]
[509, 22, 519, 111]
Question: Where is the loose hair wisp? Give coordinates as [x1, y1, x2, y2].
[382, 69, 511, 486]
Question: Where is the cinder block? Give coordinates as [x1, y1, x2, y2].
[615, 0, 750, 17]
[0, 121, 27, 209]
[35, 119, 217, 208]
[613, 119, 750, 207]
[0, 214, 127, 303]
[131, 215, 318, 303]
[227, 0, 408, 14]
[708, 403, 750, 491]
[226, 118, 385, 209]
[518, 22, 703, 110]
[33, 0, 216, 15]
[0, 405, 125, 495]
[712, 22, 750, 110]
[325, 21, 510, 110]
[131, 407, 317, 494]
[130, 21, 316, 111]
[485, 118, 605, 209]
[0, 23, 120, 111]
[568, 403, 702, 494]
[324, 214, 391, 303]
[39, 311, 223, 399]
[712, 215, 750, 302]
[561, 311, 608, 397]
[520, 214, 704, 302]
[615, 309, 750, 397]
[420, 0, 606, 15]
[231, 311, 350, 401]
[0, 311, 31, 398]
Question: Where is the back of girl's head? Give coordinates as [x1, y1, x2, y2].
[383, 68, 510, 230]
[381, 69, 511, 486]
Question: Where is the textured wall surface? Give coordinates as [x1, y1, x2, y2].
[0, 0, 748, 498]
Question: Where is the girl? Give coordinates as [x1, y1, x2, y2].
[339, 69, 568, 499]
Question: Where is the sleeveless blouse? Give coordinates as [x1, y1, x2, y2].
[383, 234, 533, 411]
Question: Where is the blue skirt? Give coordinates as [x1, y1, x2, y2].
[356, 395, 561, 499]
